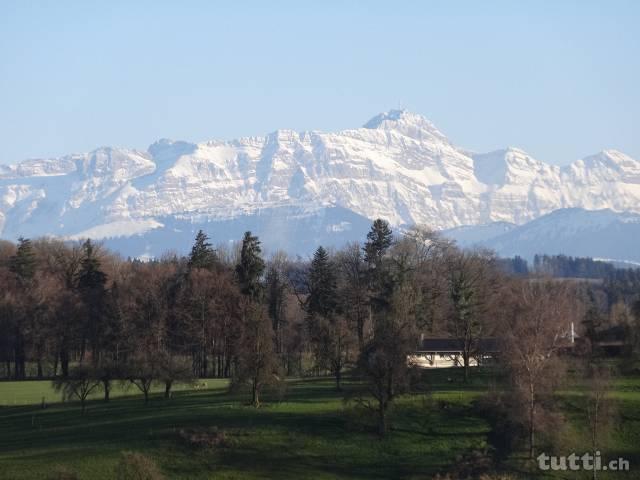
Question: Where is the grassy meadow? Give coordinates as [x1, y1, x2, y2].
[0, 369, 638, 479]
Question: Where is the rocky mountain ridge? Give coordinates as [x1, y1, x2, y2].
[1, 110, 638, 258]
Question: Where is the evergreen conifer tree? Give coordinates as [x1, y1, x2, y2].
[307, 246, 337, 318]
[77, 239, 107, 291]
[7, 237, 37, 379]
[363, 220, 395, 332]
[10, 237, 37, 282]
[236, 231, 265, 299]
[363, 219, 393, 267]
[188, 230, 217, 270]
[76, 239, 108, 364]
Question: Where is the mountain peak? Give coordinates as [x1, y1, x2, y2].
[364, 109, 429, 128]
[1, 112, 639, 260]
[595, 149, 637, 164]
[362, 109, 447, 142]
[148, 139, 197, 160]
[576, 149, 638, 169]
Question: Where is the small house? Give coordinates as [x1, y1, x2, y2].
[409, 338, 499, 369]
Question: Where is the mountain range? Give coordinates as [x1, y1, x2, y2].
[1, 110, 639, 261]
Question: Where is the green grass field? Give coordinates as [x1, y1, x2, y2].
[0, 370, 638, 479]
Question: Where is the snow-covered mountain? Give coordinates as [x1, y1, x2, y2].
[1, 110, 639, 258]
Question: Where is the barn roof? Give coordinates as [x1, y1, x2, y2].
[418, 338, 499, 353]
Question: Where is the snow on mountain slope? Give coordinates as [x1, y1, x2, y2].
[1, 110, 639, 258]
[473, 148, 565, 224]
[561, 150, 640, 213]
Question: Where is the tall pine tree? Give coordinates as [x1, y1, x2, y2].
[306, 246, 353, 389]
[236, 231, 265, 299]
[363, 220, 394, 334]
[76, 239, 108, 364]
[7, 237, 37, 379]
[188, 230, 217, 270]
[363, 219, 393, 267]
[10, 237, 36, 282]
[307, 246, 337, 318]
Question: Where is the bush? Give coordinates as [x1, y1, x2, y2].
[177, 426, 234, 449]
[341, 401, 375, 433]
[46, 465, 79, 480]
[473, 395, 524, 462]
[432, 472, 516, 480]
[450, 448, 494, 478]
[115, 452, 165, 480]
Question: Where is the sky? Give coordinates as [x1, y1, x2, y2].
[0, 0, 638, 166]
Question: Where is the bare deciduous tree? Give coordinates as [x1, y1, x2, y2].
[497, 279, 578, 458]
[356, 282, 418, 436]
[337, 242, 369, 349]
[52, 365, 101, 414]
[446, 250, 500, 382]
[231, 301, 281, 407]
[585, 363, 615, 480]
[125, 344, 162, 405]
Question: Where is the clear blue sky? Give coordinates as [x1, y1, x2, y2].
[0, 0, 638, 166]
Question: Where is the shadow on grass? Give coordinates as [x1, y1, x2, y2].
[0, 376, 497, 480]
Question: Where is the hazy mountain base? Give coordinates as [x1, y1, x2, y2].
[444, 208, 640, 265]
[96, 207, 640, 264]
[101, 206, 374, 259]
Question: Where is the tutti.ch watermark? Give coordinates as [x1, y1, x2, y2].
[538, 452, 629, 472]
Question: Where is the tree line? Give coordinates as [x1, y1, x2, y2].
[501, 252, 640, 291]
[1, 220, 638, 448]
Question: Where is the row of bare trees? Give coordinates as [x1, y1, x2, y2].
[0, 221, 630, 452]
[0, 221, 500, 388]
